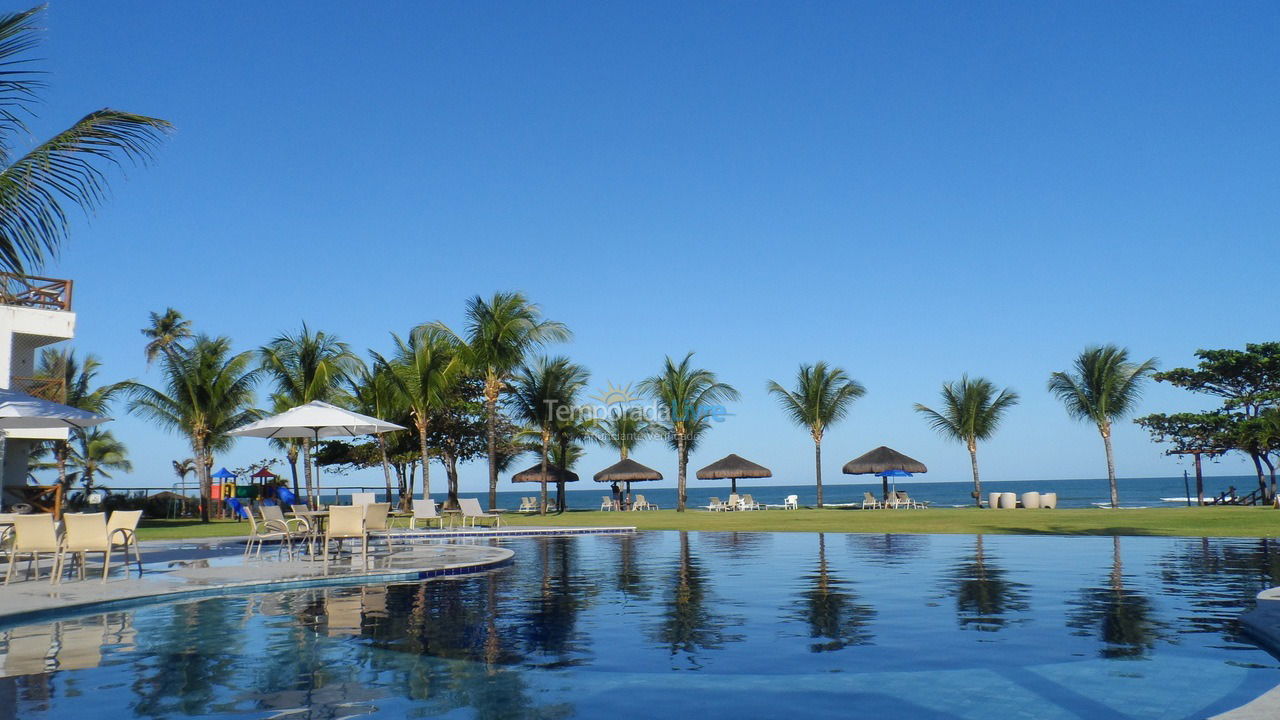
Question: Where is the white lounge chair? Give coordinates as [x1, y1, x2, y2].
[600, 496, 619, 511]
[632, 494, 657, 511]
[740, 494, 760, 511]
[783, 494, 799, 510]
[459, 498, 502, 528]
[861, 492, 881, 509]
[726, 493, 741, 511]
[409, 498, 445, 530]
[5, 514, 60, 584]
[520, 497, 539, 513]
[706, 497, 728, 511]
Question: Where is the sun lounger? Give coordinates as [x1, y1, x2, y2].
[862, 492, 882, 509]
[459, 498, 502, 527]
[632, 494, 657, 511]
[600, 496, 620, 511]
[408, 498, 445, 529]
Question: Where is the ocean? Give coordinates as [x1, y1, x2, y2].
[318, 474, 1266, 510]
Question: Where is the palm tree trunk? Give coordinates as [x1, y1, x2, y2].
[676, 430, 688, 513]
[377, 434, 394, 502]
[968, 438, 982, 508]
[286, 444, 300, 498]
[301, 438, 314, 507]
[1100, 424, 1118, 508]
[486, 390, 499, 511]
[1194, 452, 1205, 506]
[443, 450, 461, 509]
[1262, 454, 1277, 504]
[417, 423, 431, 502]
[557, 437, 568, 513]
[55, 441, 68, 494]
[195, 437, 210, 523]
[539, 431, 550, 516]
[814, 436, 824, 509]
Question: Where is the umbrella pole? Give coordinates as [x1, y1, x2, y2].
[312, 428, 321, 508]
[882, 476, 889, 502]
[732, 478, 737, 495]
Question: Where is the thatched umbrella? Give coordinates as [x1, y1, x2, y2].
[511, 463, 580, 485]
[842, 446, 928, 500]
[594, 458, 663, 508]
[696, 453, 772, 494]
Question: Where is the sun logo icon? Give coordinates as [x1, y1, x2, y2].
[592, 380, 638, 406]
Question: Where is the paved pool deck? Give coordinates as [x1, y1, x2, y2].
[0, 526, 629, 626]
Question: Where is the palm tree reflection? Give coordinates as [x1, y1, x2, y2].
[651, 532, 743, 668]
[791, 533, 875, 651]
[1067, 536, 1163, 658]
[946, 535, 1029, 631]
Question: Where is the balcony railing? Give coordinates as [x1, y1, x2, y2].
[10, 375, 66, 401]
[0, 272, 73, 311]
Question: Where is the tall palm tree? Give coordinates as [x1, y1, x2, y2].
[915, 375, 1019, 507]
[376, 325, 461, 506]
[0, 7, 170, 275]
[1048, 345, 1158, 507]
[142, 307, 192, 365]
[258, 324, 361, 505]
[766, 362, 865, 508]
[347, 360, 404, 502]
[33, 348, 124, 492]
[69, 427, 131, 495]
[510, 356, 575, 515]
[442, 292, 570, 510]
[172, 457, 196, 493]
[639, 353, 739, 512]
[127, 335, 261, 522]
[591, 409, 655, 461]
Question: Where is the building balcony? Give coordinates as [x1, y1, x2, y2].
[0, 272, 73, 312]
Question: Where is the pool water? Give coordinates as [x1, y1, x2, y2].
[2, 532, 1279, 719]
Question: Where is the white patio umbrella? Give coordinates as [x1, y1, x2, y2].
[0, 387, 111, 429]
[228, 401, 405, 505]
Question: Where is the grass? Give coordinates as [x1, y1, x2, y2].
[136, 505, 1280, 540]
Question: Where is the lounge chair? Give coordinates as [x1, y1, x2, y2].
[323, 505, 368, 572]
[600, 496, 618, 511]
[706, 497, 727, 511]
[726, 493, 741, 511]
[861, 492, 881, 509]
[4, 514, 60, 584]
[409, 498, 445, 530]
[459, 498, 502, 528]
[53, 513, 120, 584]
[740, 494, 760, 511]
[632, 494, 658, 511]
[895, 491, 926, 509]
[783, 494, 799, 510]
[364, 502, 398, 550]
[106, 510, 144, 576]
[351, 492, 376, 506]
[245, 508, 294, 560]
[520, 497, 539, 513]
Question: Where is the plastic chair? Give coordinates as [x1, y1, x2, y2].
[4, 514, 60, 584]
[323, 505, 368, 572]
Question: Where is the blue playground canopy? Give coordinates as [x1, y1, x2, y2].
[211, 467, 236, 480]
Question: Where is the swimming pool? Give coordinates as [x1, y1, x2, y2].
[2, 532, 1278, 719]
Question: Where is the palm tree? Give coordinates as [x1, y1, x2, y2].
[376, 325, 461, 506]
[591, 409, 655, 461]
[127, 335, 261, 522]
[172, 457, 196, 493]
[69, 427, 132, 495]
[0, 6, 170, 275]
[915, 375, 1019, 507]
[766, 362, 865, 508]
[33, 348, 124, 492]
[1048, 345, 1158, 507]
[258, 324, 361, 505]
[510, 356, 575, 515]
[348, 361, 404, 502]
[442, 292, 570, 510]
[142, 308, 192, 365]
[639, 353, 739, 512]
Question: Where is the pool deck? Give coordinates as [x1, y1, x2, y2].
[1219, 588, 1280, 719]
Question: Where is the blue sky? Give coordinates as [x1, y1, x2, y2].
[25, 1, 1280, 492]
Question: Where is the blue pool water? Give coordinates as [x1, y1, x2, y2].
[2, 532, 1279, 719]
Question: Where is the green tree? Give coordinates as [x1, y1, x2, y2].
[142, 308, 192, 365]
[347, 360, 404, 502]
[0, 6, 170, 274]
[377, 325, 462, 506]
[33, 348, 124, 492]
[1235, 410, 1280, 501]
[766, 362, 865, 508]
[591, 408, 656, 461]
[639, 353, 739, 512]
[440, 292, 570, 510]
[510, 356, 580, 515]
[68, 427, 131, 495]
[1134, 411, 1232, 505]
[1048, 345, 1157, 507]
[258, 324, 360, 505]
[915, 375, 1019, 507]
[127, 335, 260, 522]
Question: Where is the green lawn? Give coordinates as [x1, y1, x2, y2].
[137, 505, 1280, 540]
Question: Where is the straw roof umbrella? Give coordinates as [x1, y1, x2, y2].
[511, 463, 579, 485]
[696, 453, 772, 495]
[842, 446, 927, 501]
[594, 458, 663, 508]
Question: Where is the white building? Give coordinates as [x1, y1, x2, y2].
[0, 274, 75, 507]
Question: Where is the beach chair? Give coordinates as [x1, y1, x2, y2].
[53, 513, 119, 584]
[364, 502, 398, 550]
[727, 493, 741, 511]
[323, 505, 368, 572]
[707, 497, 727, 511]
[459, 498, 502, 528]
[4, 514, 60, 584]
[895, 491, 923, 509]
[861, 492, 881, 509]
[245, 509, 294, 560]
[740, 494, 760, 511]
[351, 492, 376, 506]
[409, 498, 445, 530]
[600, 496, 618, 511]
[106, 510, 144, 576]
[632, 494, 658, 511]
[519, 497, 539, 513]
[783, 494, 799, 510]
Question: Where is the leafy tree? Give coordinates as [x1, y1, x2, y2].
[1235, 410, 1280, 501]
[510, 356, 587, 514]
[437, 292, 570, 510]
[790, 534, 875, 651]
[67, 427, 131, 495]
[1134, 411, 1232, 504]
[767, 362, 866, 508]
[426, 375, 493, 509]
[591, 408, 656, 461]
[142, 308, 191, 365]
[640, 353, 739, 512]
[258, 323, 360, 505]
[0, 6, 171, 275]
[127, 335, 260, 522]
[1048, 345, 1157, 507]
[172, 457, 196, 490]
[347, 360, 404, 501]
[33, 348, 124, 492]
[915, 375, 1018, 507]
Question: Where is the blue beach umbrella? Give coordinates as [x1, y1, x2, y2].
[876, 469, 913, 498]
